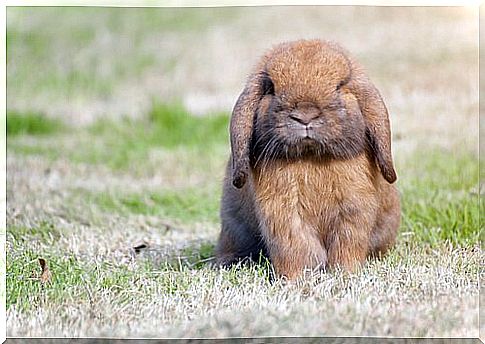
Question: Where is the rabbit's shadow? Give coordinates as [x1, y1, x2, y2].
[131, 240, 214, 270]
[131, 240, 275, 279]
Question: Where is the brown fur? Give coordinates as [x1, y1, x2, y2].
[216, 39, 400, 279]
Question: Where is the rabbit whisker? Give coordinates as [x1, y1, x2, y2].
[255, 136, 278, 169]
[253, 126, 275, 148]
[260, 137, 280, 177]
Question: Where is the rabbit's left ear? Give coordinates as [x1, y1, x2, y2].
[230, 71, 274, 189]
[346, 67, 397, 184]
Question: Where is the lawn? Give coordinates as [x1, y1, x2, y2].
[6, 6, 481, 338]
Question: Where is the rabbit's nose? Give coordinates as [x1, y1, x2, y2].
[289, 111, 320, 125]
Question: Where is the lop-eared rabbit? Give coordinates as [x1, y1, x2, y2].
[216, 39, 400, 279]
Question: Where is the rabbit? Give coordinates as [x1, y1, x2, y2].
[215, 39, 400, 279]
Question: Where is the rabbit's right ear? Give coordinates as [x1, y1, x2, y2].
[230, 71, 274, 189]
[346, 65, 397, 184]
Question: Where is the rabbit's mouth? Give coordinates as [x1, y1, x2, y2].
[292, 125, 324, 144]
[281, 127, 367, 161]
[292, 128, 312, 139]
[295, 135, 322, 149]
[251, 122, 365, 164]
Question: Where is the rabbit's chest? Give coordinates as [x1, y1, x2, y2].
[252, 156, 377, 229]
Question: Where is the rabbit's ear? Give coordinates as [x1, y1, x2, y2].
[230, 71, 273, 188]
[347, 69, 397, 184]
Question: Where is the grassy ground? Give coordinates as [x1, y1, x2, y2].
[6, 6, 481, 338]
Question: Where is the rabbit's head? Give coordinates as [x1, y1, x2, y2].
[230, 39, 397, 188]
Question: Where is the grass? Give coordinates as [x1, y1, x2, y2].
[6, 102, 481, 337]
[397, 150, 481, 246]
[7, 7, 239, 120]
[7, 103, 480, 247]
[87, 102, 229, 148]
[7, 222, 62, 243]
[6, 236, 479, 337]
[6, 243, 172, 314]
[92, 186, 221, 224]
[7, 110, 64, 136]
[83, 102, 229, 169]
[7, 246, 89, 312]
[6, 223, 266, 313]
[6, 101, 481, 337]
[8, 102, 230, 171]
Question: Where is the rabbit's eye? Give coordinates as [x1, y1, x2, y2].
[336, 73, 351, 91]
[324, 103, 341, 113]
[336, 78, 348, 91]
[261, 72, 275, 96]
[271, 102, 284, 113]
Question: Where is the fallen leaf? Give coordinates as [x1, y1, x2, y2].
[38, 258, 52, 284]
[133, 244, 148, 254]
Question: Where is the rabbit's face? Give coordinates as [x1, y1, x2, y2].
[251, 91, 367, 164]
[230, 39, 396, 188]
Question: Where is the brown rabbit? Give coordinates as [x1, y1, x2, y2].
[216, 39, 400, 279]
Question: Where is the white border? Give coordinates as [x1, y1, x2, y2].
[1, 1, 480, 343]
[1, 2, 6, 343]
[3, 0, 483, 7]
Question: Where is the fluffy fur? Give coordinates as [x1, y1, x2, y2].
[216, 39, 400, 279]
